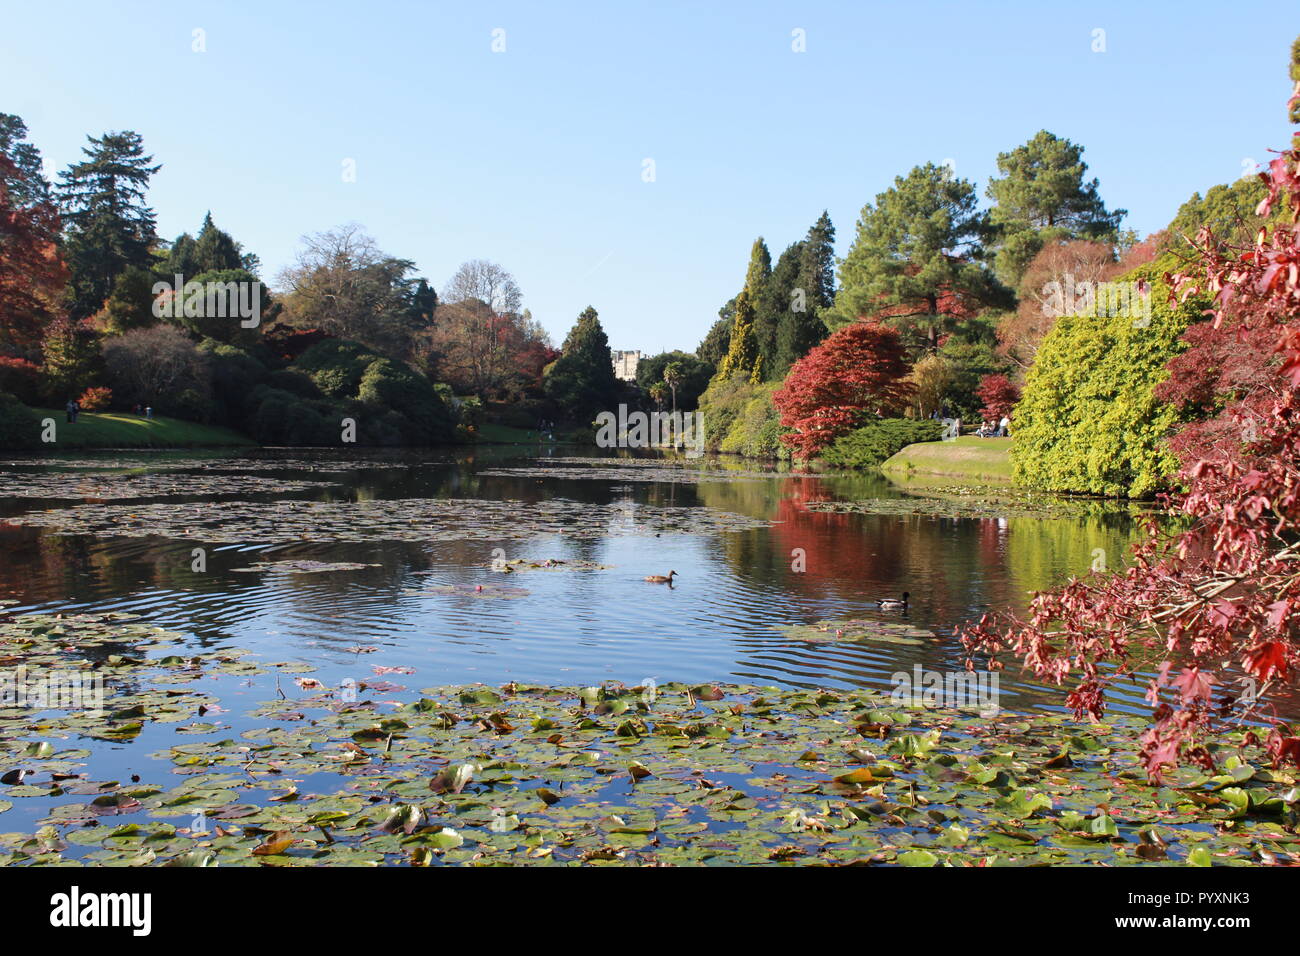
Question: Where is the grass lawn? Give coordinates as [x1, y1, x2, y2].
[881, 435, 1014, 482]
[28, 409, 255, 449]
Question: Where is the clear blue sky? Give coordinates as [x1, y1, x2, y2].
[2, 2, 1290, 353]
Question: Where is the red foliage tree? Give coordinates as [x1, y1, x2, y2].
[961, 82, 1300, 779]
[976, 373, 1020, 421]
[0, 154, 65, 354]
[772, 321, 912, 459]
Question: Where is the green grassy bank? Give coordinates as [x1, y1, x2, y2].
[21, 409, 256, 449]
[880, 436, 1014, 482]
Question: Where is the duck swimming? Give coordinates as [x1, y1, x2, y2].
[645, 570, 678, 584]
[876, 592, 909, 611]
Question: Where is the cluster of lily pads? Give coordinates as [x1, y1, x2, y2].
[230, 561, 382, 575]
[488, 558, 615, 574]
[0, 472, 338, 501]
[0, 456, 434, 474]
[3, 497, 773, 544]
[1, 611, 1296, 867]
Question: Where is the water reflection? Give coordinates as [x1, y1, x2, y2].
[0, 447, 1150, 715]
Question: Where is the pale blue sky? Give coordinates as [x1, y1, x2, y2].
[2, 1, 1290, 352]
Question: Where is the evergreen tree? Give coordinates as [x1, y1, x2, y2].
[828, 163, 1002, 349]
[58, 130, 160, 319]
[718, 289, 760, 381]
[0, 113, 52, 208]
[775, 211, 835, 372]
[192, 211, 244, 273]
[406, 278, 438, 330]
[697, 298, 734, 369]
[986, 131, 1124, 286]
[743, 237, 771, 298]
[543, 305, 620, 420]
[762, 240, 805, 377]
[743, 238, 780, 375]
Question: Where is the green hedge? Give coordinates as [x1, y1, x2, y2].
[820, 418, 945, 469]
[1011, 257, 1202, 498]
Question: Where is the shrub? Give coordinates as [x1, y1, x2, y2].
[0, 357, 43, 405]
[821, 418, 944, 469]
[719, 383, 787, 459]
[77, 386, 112, 411]
[0, 391, 38, 449]
[1011, 258, 1204, 498]
[358, 359, 455, 445]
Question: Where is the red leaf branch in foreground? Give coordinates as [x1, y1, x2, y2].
[962, 88, 1300, 779]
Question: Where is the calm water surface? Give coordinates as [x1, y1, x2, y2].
[0, 445, 1149, 716]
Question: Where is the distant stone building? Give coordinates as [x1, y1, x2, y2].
[611, 349, 641, 382]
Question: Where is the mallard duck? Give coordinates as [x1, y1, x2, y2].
[876, 592, 909, 611]
[644, 570, 678, 584]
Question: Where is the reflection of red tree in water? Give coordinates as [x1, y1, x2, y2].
[769, 477, 1027, 621]
[770, 476, 906, 596]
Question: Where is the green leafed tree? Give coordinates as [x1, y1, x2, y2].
[985, 131, 1124, 287]
[1011, 258, 1202, 498]
[58, 130, 161, 320]
[827, 163, 1002, 348]
[543, 305, 620, 421]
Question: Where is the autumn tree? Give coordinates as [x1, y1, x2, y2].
[0, 120, 65, 354]
[997, 239, 1119, 371]
[976, 373, 1020, 420]
[962, 58, 1300, 778]
[772, 321, 912, 459]
[277, 224, 428, 360]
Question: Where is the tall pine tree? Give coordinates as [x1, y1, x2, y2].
[985, 131, 1124, 286]
[58, 131, 160, 319]
[828, 163, 1002, 350]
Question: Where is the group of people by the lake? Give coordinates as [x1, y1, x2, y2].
[64, 400, 153, 423]
[929, 408, 1011, 438]
[976, 416, 1011, 438]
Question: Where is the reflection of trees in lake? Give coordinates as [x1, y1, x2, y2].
[694, 473, 1144, 623]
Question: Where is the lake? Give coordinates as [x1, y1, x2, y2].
[0, 445, 1151, 713]
[2, 445, 1288, 865]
